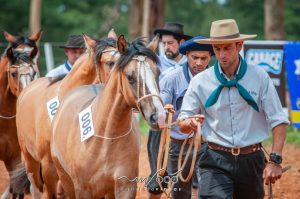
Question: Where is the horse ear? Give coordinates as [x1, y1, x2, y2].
[3, 31, 16, 43]
[6, 48, 14, 62]
[83, 34, 96, 53]
[117, 35, 128, 55]
[108, 29, 118, 40]
[29, 30, 43, 42]
[147, 34, 160, 52]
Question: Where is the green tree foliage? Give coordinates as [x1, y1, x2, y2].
[0, 0, 130, 42]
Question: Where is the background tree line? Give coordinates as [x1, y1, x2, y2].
[0, 0, 299, 74]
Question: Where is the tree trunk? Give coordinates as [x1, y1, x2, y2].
[29, 0, 42, 36]
[264, 0, 285, 40]
[129, 0, 164, 41]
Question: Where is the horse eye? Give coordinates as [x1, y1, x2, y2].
[106, 61, 115, 69]
[11, 71, 18, 78]
[127, 75, 135, 84]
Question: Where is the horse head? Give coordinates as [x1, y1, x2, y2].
[3, 31, 42, 96]
[115, 35, 166, 130]
[82, 29, 120, 84]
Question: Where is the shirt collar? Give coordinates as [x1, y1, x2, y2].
[163, 54, 187, 67]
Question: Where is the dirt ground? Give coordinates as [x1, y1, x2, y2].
[1, 136, 299, 199]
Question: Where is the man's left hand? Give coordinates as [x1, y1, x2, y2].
[263, 162, 282, 185]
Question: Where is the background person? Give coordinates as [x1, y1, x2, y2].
[160, 35, 214, 199]
[46, 34, 85, 77]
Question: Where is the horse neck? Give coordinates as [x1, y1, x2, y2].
[92, 71, 133, 136]
[59, 54, 97, 97]
[0, 57, 17, 114]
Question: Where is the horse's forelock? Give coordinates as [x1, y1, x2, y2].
[94, 37, 117, 64]
[11, 36, 38, 59]
[116, 38, 159, 70]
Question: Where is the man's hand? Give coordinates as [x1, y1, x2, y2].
[263, 162, 282, 185]
[179, 114, 205, 134]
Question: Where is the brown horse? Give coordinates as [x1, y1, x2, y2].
[0, 31, 42, 199]
[50, 35, 165, 199]
[15, 31, 119, 199]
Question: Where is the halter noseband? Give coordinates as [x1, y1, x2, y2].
[132, 55, 163, 120]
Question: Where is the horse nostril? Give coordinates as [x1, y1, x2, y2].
[149, 113, 158, 124]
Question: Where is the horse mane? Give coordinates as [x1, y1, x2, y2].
[116, 38, 159, 70]
[47, 74, 67, 87]
[94, 37, 116, 65]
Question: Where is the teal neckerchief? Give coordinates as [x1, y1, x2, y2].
[204, 57, 259, 112]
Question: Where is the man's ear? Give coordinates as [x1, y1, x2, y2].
[179, 38, 185, 45]
[237, 41, 244, 52]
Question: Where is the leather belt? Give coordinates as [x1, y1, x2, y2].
[207, 142, 261, 156]
[170, 137, 193, 144]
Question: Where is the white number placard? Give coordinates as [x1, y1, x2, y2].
[78, 106, 95, 142]
[46, 96, 60, 122]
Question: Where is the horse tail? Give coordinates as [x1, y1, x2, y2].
[9, 163, 31, 195]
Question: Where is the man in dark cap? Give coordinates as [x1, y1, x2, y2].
[154, 22, 192, 79]
[158, 36, 214, 199]
[46, 35, 85, 77]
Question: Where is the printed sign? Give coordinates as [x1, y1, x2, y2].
[245, 49, 284, 75]
[243, 41, 286, 106]
[46, 96, 60, 122]
[78, 106, 95, 142]
[284, 42, 300, 128]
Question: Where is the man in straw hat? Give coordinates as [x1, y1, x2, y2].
[146, 22, 192, 199]
[178, 19, 289, 198]
[159, 35, 214, 199]
[46, 34, 85, 77]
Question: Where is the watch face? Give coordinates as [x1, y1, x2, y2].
[270, 153, 282, 164]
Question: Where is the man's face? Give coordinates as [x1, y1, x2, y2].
[186, 51, 211, 76]
[161, 35, 180, 60]
[65, 48, 85, 65]
[212, 42, 243, 69]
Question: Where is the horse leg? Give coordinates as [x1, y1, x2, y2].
[56, 180, 66, 199]
[41, 157, 59, 199]
[3, 156, 30, 199]
[0, 186, 10, 199]
[22, 149, 43, 199]
[51, 156, 75, 199]
[74, 188, 92, 199]
[114, 182, 137, 199]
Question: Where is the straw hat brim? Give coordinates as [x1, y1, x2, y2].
[194, 34, 257, 44]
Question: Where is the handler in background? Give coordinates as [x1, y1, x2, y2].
[160, 35, 214, 199]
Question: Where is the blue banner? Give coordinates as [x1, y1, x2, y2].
[284, 42, 300, 128]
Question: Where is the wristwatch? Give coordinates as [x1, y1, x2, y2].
[269, 153, 282, 164]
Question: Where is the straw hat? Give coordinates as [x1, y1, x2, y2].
[59, 35, 85, 49]
[195, 19, 257, 44]
[153, 22, 192, 40]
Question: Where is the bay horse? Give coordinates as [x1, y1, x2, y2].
[50, 35, 166, 199]
[0, 31, 42, 199]
[15, 30, 119, 199]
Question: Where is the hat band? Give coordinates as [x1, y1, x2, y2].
[211, 33, 240, 40]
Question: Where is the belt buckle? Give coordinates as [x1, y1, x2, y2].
[231, 147, 240, 156]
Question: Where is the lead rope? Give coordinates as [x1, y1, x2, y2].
[156, 109, 202, 198]
[156, 106, 173, 198]
[177, 122, 200, 182]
